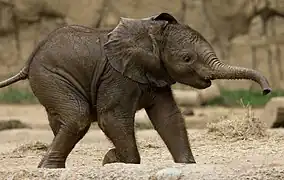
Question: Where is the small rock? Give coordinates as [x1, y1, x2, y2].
[182, 109, 194, 116]
[260, 97, 284, 128]
[150, 167, 182, 180]
[272, 107, 284, 128]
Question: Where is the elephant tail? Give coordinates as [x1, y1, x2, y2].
[0, 41, 38, 88]
[0, 29, 50, 88]
[0, 66, 28, 88]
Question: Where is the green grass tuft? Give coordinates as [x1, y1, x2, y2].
[206, 89, 284, 107]
[0, 87, 38, 104]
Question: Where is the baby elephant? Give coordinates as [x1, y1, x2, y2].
[0, 13, 271, 168]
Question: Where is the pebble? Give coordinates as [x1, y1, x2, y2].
[151, 167, 182, 180]
[182, 108, 195, 116]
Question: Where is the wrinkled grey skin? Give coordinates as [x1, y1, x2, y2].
[0, 13, 271, 168]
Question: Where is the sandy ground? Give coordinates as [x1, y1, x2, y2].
[0, 105, 284, 180]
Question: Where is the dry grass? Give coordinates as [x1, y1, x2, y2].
[12, 141, 49, 154]
[207, 104, 268, 141]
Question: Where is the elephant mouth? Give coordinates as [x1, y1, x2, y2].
[197, 77, 212, 89]
[190, 73, 212, 89]
[175, 71, 212, 89]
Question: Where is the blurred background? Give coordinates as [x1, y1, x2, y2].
[1, 0, 284, 107]
[1, 2, 284, 177]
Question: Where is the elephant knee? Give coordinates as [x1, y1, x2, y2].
[62, 111, 91, 135]
[97, 114, 111, 133]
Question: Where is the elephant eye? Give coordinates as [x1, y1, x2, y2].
[185, 57, 191, 62]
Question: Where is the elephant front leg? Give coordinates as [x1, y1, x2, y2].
[96, 77, 141, 165]
[98, 111, 140, 165]
[96, 65, 145, 165]
[145, 87, 196, 163]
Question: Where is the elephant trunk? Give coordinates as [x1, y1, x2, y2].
[203, 52, 271, 95]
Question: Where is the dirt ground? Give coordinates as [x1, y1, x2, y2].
[0, 105, 284, 180]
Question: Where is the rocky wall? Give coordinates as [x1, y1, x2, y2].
[0, 0, 284, 91]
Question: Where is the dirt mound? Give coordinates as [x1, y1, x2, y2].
[207, 105, 267, 140]
[0, 119, 30, 131]
[12, 141, 48, 154]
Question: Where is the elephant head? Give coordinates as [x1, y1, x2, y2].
[104, 13, 271, 95]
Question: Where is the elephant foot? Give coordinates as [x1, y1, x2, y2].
[38, 163, 65, 169]
[38, 160, 66, 168]
[188, 159, 196, 164]
[37, 156, 66, 168]
[174, 156, 196, 164]
[188, 154, 197, 164]
[102, 148, 120, 165]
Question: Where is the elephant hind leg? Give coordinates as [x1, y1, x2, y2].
[29, 71, 92, 168]
[37, 103, 91, 168]
[38, 121, 90, 168]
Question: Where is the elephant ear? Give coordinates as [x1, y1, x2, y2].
[152, 12, 179, 24]
[141, 12, 178, 24]
[103, 15, 176, 87]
